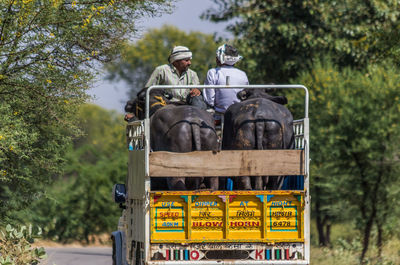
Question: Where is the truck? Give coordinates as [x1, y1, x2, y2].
[111, 84, 310, 265]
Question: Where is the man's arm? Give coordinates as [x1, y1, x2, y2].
[244, 72, 249, 85]
[189, 70, 201, 96]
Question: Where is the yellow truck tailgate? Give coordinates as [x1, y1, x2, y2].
[150, 190, 304, 243]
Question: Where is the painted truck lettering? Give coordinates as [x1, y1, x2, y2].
[195, 201, 218, 207]
[162, 222, 179, 227]
[236, 210, 255, 217]
[193, 221, 223, 227]
[161, 202, 175, 207]
[160, 212, 179, 218]
[271, 211, 293, 217]
[230, 221, 260, 227]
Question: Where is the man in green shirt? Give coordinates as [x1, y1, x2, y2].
[124, 46, 206, 121]
[145, 46, 206, 107]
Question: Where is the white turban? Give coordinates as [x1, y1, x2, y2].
[216, 44, 242, 66]
[168, 46, 192, 63]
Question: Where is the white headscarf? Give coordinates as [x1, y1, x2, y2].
[168, 46, 192, 63]
[216, 44, 242, 66]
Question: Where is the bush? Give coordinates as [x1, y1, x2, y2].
[0, 224, 46, 265]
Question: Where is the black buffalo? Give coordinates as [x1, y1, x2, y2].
[222, 88, 294, 190]
[125, 89, 219, 190]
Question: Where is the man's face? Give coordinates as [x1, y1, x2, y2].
[173, 58, 191, 73]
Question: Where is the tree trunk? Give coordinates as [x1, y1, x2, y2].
[315, 183, 328, 246]
[316, 211, 327, 245]
[354, 153, 382, 264]
[377, 221, 383, 259]
[360, 216, 374, 263]
[325, 223, 331, 245]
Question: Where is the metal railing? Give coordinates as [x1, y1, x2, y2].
[293, 119, 305, 149]
[145, 84, 309, 120]
[127, 120, 145, 151]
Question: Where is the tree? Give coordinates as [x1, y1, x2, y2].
[290, 59, 400, 261]
[0, 0, 172, 223]
[19, 104, 127, 243]
[203, 0, 400, 83]
[106, 25, 218, 99]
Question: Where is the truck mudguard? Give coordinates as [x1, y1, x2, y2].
[112, 230, 126, 265]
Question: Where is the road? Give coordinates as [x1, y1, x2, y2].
[40, 247, 112, 265]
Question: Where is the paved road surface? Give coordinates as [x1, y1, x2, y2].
[40, 247, 112, 265]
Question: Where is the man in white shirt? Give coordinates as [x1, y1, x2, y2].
[203, 44, 249, 114]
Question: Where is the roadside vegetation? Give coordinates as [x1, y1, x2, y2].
[16, 104, 127, 244]
[0, 0, 173, 261]
[0, 224, 46, 265]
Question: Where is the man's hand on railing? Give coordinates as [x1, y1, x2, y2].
[189, 88, 201, 97]
[124, 113, 136, 122]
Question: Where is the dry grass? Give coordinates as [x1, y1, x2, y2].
[32, 233, 112, 248]
[311, 237, 400, 265]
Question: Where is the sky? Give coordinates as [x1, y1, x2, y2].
[88, 0, 232, 113]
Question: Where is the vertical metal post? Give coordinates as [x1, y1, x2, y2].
[303, 117, 310, 263]
[226, 76, 230, 85]
[144, 118, 150, 264]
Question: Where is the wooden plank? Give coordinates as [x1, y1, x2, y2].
[149, 150, 304, 177]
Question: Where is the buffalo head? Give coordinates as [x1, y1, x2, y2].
[124, 88, 172, 120]
[237, 88, 288, 105]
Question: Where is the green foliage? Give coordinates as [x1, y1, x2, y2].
[0, 0, 172, 222]
[290, 59, 400, 259]
[203, 0, 400, 83]
[0, 224, 46, 265]
[20, 104, 127, 243]
[106, 25, 218, 98]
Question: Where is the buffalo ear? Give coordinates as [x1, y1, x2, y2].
[281, 96, 288, 105]
[124, 100, 135, 113]
[237, 90, 248, 101]
[137, 90, 146, 101]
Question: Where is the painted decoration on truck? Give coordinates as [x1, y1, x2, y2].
[150, 192, 303, 242]
[150, 242, 304, 261]
[228, 195, 263, 239]
[191, 196, 225, 240]
[155, 207, 184, 232]
[151, 195, 186, 240]
[266, 194, 302, 239]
